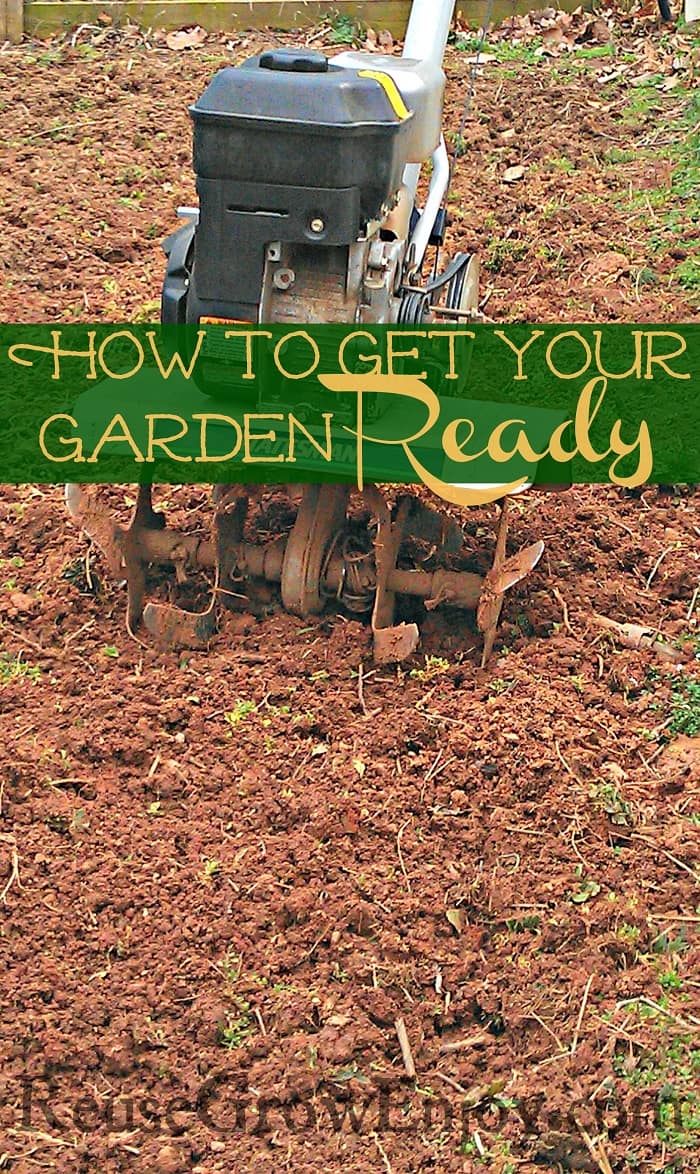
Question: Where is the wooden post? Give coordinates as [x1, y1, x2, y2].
[1, 0, 23, 41]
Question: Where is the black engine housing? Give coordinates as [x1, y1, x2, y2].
[162, 48, 413, 322]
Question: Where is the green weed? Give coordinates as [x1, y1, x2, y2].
[573, 43, 616, 60]
[505, 915, 541, 933]
[658, 968, 683, 993]
[218, 1006, 252, 1049]
[592, 782, 632, 826]
[674, 257, 700, 294]
[484, 238, 528, 274]
[225, 699, 256, 726]
[549, 155, 577, 174]
[328, 15, 362, 45]
[410, 655, 450, 682]
[0, 652, 40, 685]
[669, 678, 700, 736]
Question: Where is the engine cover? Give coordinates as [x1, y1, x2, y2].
[187, 47, 414, 315]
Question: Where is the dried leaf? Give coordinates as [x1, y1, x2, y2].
[352, 758, 366, 778]
[503, 165, 526, 184]
[446, 908, 466, 934]
[541, 27, 566, 46]
[585, 251, 630, 282]
[166, 26, 207, 51]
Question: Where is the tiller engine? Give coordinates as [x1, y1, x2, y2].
[67, 4, 546, 664]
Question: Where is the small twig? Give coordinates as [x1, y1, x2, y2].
[617, 996, 700, 1032]
[7, 1128, 78, 1151]
[646, 543, 682, 589]
[357, 661, 369, 717]
[554, 739, 580, 782]
[687, 584, 700, 621]
[45, 777, 93, 790]
[2, 626, 48, 657]
[571, 974, 594, 1055]
[370, 1131, 393, 1174]
[253, 1007, 267, 1037]
[432, 1070, 468, 1094]
[648, 913, 700, 924]
[552, 586, 573, 635]
[439, 1031, 488, 1055]
[630, 833, 700, 886]
[0, 835, 22, 904]
[63, 619, 95, 646]
[396, 820, 412, 894]
[527, 1012, 568, 1056]
[574, 1119, 614, 1174]
[394, 1017, 416, 1078]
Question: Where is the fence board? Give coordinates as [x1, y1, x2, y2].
[22, 0, 592, 43]
[24, 1, 414, 38]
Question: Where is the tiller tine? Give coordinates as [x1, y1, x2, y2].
[364, 488, 420, 666]
[476, 497, 544, 667]
[142, 491, 249, 649]
[66, 483, 217, 645]
[142, 602, 217, 649]
[65, 483, 126, 580]
[65, 485, 544, 666]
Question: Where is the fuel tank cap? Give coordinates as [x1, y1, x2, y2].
[259, 48, 329, 73]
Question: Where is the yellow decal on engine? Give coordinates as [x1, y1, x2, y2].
[358, 70, 410, 121]
[200, 317, 248, 325]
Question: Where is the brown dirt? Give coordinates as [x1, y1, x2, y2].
[1, 8, 699, 1174]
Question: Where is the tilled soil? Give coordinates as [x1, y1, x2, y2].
[1, 8, 699, 1174]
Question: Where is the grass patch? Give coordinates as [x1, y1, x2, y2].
[614, 1020, 700, 1154]
[573, 43, 617, 61]
[455, 34, 542, 66]
[0, 652, 40, 685]
[674, 257, 700, 294]
[548, 155, 577, 174]
[616, 81, 700, 301]
[604, 146, 637, 165]
[669, 677, 700, 737]
[484, 238, 528, 273]
[410, 655, 450, 682]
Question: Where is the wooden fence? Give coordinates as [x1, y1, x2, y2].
[7, 0, 416, 41]
[4, 0, 580, 45]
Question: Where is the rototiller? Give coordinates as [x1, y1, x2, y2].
[67, 0, 545, 664]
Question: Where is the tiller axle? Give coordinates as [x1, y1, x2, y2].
[66, 483, 544, 665]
